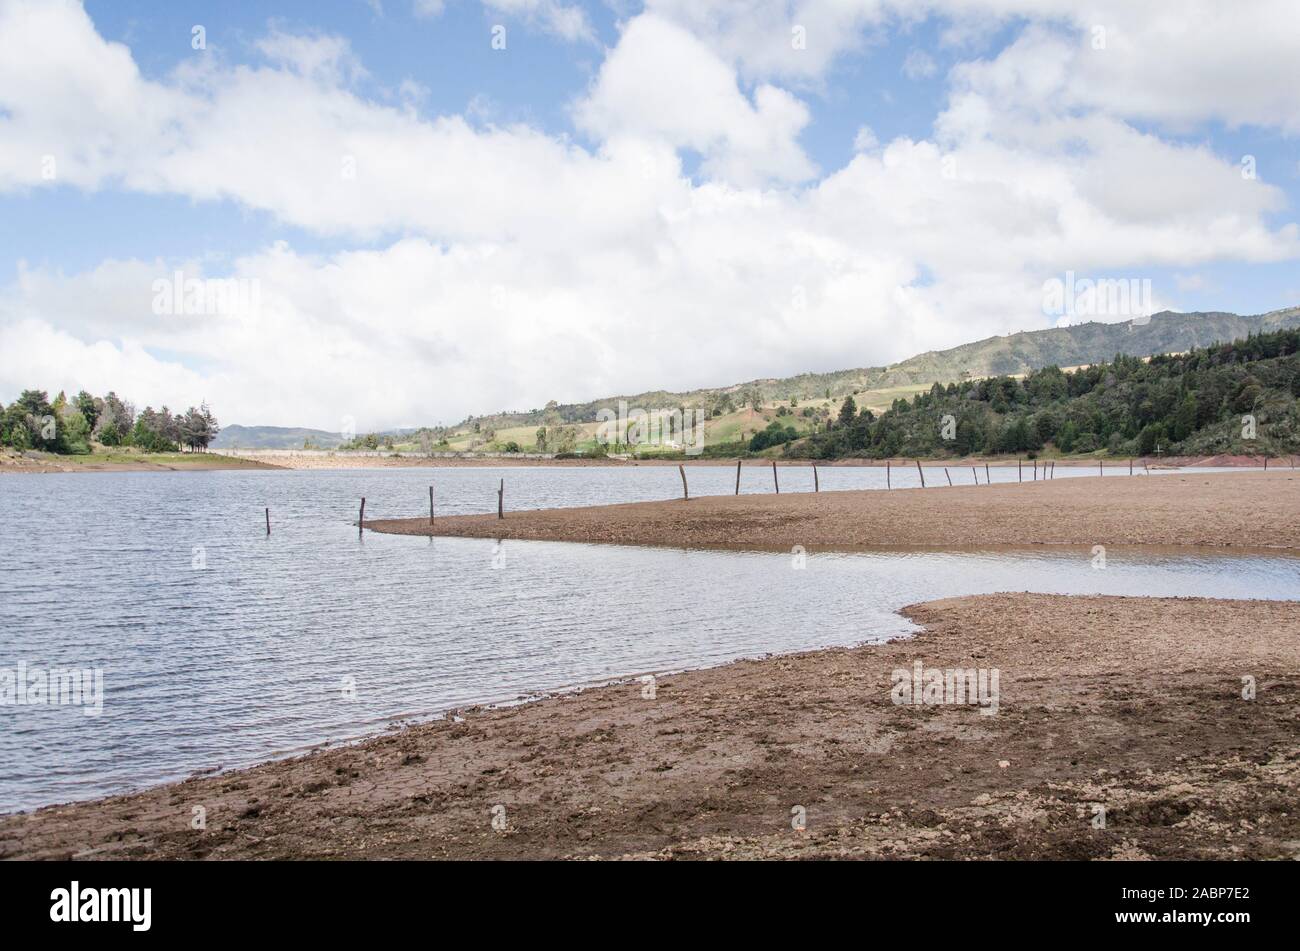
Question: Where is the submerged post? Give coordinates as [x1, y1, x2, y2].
[886, 460, 891, 489]
[497, 479, 504, 519]
[944, 467, 952, 486]
[1018, 458, 1022, 483]
[1033, 459, 1037, 481]
[813, 464, 819, 492]
[1129, 458, 1133, 476]
[265, 507, 270, 535]
[916, 459, 925, 488]
[985, 462, 990, 484]
[429, 485, 434, 525]
[772, 460, 780, 494]
[1099, 459, 1103, 477]
[679, 464, 689, 501]
[735, 458, 742, 495]
[972, 465, 978, 485]
[359, 497, 365, 535]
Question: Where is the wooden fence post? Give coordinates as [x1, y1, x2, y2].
[916, 459, 926, 488]
[497, 480, 504, 519]
[944, 467, 952, 486]
[886, 460, 891, 489]
[1018, 458, 1022, 483]
[772, 460, 780, 494]
[813, 464, 819, 492]
[971, 465, 978, 484]
[679, 464, 689, 501]
[985, 462, 990, 484]
[429, 486, 434, 525]
[735, 459, 742, 495]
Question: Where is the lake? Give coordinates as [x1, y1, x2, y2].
[1, 465, 1296, 813]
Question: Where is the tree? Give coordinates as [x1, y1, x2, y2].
[94, 392, 134, 442]
[0, 390, 60, 451]
[837, 395, 857, 427]
[59, 399, 91, 454]
[131, 407, 179, 452]
[1056, 420, 1078, 453]
[179, 405, 219, 452]
[749, 420, 798, 452]
[1137, 423, 1165, 456]
[551, 425, 578, 454]
[1171, 393, 1197, 442]
[200, 402, 219, 448]
[75, 391, 99, 431]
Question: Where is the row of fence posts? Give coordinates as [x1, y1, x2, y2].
[277, 452, 1294, 533]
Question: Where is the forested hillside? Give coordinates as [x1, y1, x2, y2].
[446, 307, 1300, 434]
[791, 328, 1300, 459]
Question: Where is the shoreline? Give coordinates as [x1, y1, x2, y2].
[4, 447, 1287, 474]
[3, 592, 1295, 860]
[0, 450, 282, 474]
[213, 450, 1286, 471]
[368, 469, 1300, 552]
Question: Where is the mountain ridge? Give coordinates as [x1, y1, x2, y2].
[215, 306, 1300, 446]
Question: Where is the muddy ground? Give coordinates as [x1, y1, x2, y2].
[2, 593, 1295, 860]
[369, 470, 1300, 551]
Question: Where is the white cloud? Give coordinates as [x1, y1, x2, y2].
[643, 0, 890, 84]
[482, 0, 596, 43]
[1, 0, 1298, 430]
[574, 14, 816, 186]
[254, 30, 368, 84]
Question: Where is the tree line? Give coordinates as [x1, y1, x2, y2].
[0, 389, 219, 454]
[791, 328, 1300, 459]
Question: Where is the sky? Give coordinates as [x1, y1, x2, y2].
[2, 0, 1299, 431]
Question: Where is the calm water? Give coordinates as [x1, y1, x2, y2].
[1, 466, 1296, 813]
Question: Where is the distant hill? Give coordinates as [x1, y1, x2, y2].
[876, 307, 1300, 386]
[220, 306, 1300, 440]
[463, 306, 1300, 429]
[791, 323, 1300, 460]
[213, 425, 345, 449]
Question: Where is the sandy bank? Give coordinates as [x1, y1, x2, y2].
[0, 450, 282, 474]
[367, 469, 1300, 551]
[214, 449, 1287, 471]
[2, 592, 1295, 860]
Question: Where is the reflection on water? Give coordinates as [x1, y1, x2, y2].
[0, 467, 1295, 812]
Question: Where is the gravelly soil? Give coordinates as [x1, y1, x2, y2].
[3, 593, 1295, 860]
[367, 470, 1300, 551]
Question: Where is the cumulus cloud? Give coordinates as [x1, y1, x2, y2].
[0, 0, 1298, 430]
[574, 14, 816, 186]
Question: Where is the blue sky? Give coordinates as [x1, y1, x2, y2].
[2, 0, 1298, 428]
